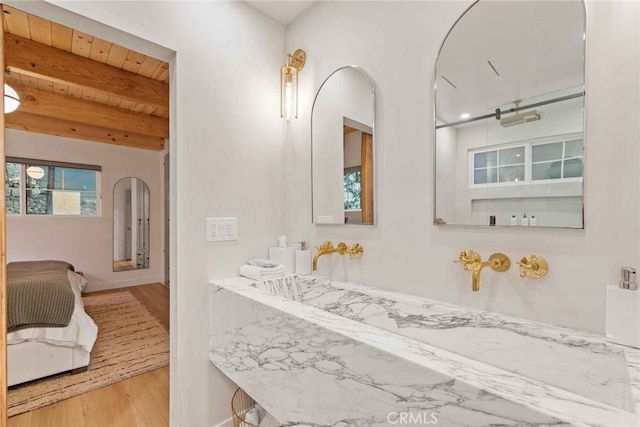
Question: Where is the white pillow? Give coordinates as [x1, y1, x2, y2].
[67, 270, 88, 296]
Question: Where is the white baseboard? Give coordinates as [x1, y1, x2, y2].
[212, 416, 234, 427]
[84, 275, 165, 292]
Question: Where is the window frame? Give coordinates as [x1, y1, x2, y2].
[468, 133, 583, 188]
[5, 158, 102, 217]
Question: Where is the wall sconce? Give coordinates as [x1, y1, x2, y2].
[4, 84, 20, 113]
[280, 49, 306, 122]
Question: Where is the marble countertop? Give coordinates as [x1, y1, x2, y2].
[290, 276, 637, 412]
[210, 276, 640, 426]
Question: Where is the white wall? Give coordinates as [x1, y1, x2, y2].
[435, 125, 457, 223]
[24, 1, 287, 425]
[5, 129, 163, 290]
[285, 0, 639, 334]
[344, 131, 362, 168]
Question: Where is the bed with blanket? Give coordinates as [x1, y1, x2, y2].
[6, 260, 98, 386]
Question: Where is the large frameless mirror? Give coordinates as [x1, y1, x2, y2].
[312, 66, 376, 225]
[434, 0, 586, 228]
[113, 177, 150, 271]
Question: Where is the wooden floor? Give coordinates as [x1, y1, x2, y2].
[8, 283, 170, 427]
[113, 261, 137, 272]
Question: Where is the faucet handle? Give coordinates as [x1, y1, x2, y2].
[348, 243, 364, 259]
[454, 250, 481, 270]
[316, 241, 334, 252]
[516, 255, 548, 279]
[336, 242, 348, 255]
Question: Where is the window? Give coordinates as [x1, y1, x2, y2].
[470, 136, 582, 186]
[532, 139, 583, 181]
[6, 162, 21, 215]
[5, 158, 101, 216]
[473, 147, 525, 184]
[344, 167, 362, 210]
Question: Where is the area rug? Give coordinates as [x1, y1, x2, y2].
[8, 290, 169, 417]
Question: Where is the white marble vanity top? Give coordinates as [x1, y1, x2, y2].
[210, 276, 640, 426]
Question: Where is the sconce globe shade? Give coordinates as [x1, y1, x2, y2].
[4, 84, 20, 113]
[26, 166, 45, 180]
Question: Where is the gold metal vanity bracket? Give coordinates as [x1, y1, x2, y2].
[454, 250, 511, 292]
[516, 255, 548, 279]
[313, 241, 364, 271]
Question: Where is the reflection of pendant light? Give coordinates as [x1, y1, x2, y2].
[4, 84, 20, 113]
[26, 166, 45, 180]
[280, 49, 306, 122]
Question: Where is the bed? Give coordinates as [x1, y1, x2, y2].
[6, 261, 98, 387]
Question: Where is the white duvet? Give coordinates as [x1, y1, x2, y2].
[7, 270, 98, 352]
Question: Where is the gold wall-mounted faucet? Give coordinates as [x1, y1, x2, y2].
[516, 255, 548, 279]
[454, 250, 510, 292]
[313, 241, 363, 271]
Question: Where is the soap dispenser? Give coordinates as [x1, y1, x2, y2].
[520, 214, 529, 226]
[295, 241, 312, 275]
[606, 267, 640, 348]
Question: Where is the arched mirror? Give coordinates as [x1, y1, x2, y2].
[113, 177, 150, 271]
[434, 0, 586, 228]
[312, 66, 376, 225]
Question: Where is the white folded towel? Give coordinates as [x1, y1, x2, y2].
[259, 412, 282, 427]
[243, 407, 260, 425]
[247, 258, 279, 268]
[239, 264, 285, 281]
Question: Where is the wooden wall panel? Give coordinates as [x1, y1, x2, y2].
[361, 133, 374, 225]
[1, 11, 9, 425]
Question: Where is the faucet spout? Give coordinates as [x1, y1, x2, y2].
[312, 241, 352, 271]
[312, 251, 326, 271]
[454, 251, 511, 292]
[471, 261, 494, 292]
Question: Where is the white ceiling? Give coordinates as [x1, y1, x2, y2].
[436, 1, 585, 125]
[245, 1, 316, 25]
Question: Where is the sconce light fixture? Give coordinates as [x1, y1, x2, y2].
[4, 84, 20, 113]
[280, 49, 306, 122]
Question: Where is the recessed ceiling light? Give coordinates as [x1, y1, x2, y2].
[460, 113, 470, 119]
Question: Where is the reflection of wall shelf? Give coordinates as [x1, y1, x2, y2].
[470, 196, 583, 228]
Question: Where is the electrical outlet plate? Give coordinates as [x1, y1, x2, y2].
[206, 217, 238, 242]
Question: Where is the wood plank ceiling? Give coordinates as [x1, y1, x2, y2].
[2, 5, 169, 151]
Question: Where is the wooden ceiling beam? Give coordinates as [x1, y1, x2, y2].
[5, 33, 169, 110]
[6, 112, 165, 151]
[13, 84, 169, 139]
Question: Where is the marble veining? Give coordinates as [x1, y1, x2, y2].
[283, 276, 632, 412]
[210, 276, 640, 427]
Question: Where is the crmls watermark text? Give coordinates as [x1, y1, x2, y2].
[387, 411, 439, 425]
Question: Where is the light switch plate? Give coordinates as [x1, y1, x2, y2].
[206, 217, 238, 242]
